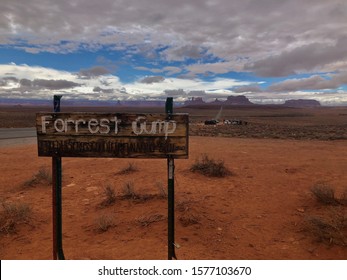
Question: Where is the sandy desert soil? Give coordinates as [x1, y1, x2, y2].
[1, 136, 346, 260]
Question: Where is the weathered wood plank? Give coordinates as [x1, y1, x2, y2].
[36, 113, 189, 158]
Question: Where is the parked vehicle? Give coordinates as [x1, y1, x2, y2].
[204, 119, 219, 125]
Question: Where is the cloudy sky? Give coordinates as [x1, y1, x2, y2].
[1, 0, 347, 105]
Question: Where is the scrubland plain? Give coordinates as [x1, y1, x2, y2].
[0, 105, 346, 259]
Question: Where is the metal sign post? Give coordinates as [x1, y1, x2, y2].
[166, 97, 177, 260]
[52, 95, 65, 260]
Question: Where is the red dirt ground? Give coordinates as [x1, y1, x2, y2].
[0, 136, 347, 259]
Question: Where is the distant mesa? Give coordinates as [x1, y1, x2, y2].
[210, 98, 224, 105]
[1, 96, 324, 108]
[184, 95, 253, 106]
[115, 100, 165, 107]
[184, 97, 205, 106]
[283, 99, 321, 108]
[224, 95, 253, 105]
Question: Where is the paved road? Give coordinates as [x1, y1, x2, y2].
[0, 127, 37, 147]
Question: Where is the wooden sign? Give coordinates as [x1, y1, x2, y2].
[36, 113, 189, 158]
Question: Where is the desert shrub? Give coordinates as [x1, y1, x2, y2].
[136, 213, 165, 227]
[0, 201, 32, 234]
[117, 162, 138, 175]
[94, 214, 115, 233]
[155, 181, 167, 199]
[99, 185, 116, 207]
[122, 181, 137, 199]
[311, 182, 340, 205]
[190, 154, 231, 177]
[176, 200, 191, 212]
[24, 166, 52, 187]
[305, 214, 347, 246]
[175, 199, 200, 226]
[179, 213, 200, 227]
[340, 187, 347, 206]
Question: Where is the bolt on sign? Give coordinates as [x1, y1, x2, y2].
[36, 113, 189, 158]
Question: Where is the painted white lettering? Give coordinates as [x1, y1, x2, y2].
[99, 118, 110, 134]
[65, 119, 75, 132]
[110, 117, 121, 134]
[41, 115, 52, 133]
[54, 119, 65, 133]
[131, 117, 177, 139]
[164, 121, 177, 140]
[132, 116, 145, 135]
[88, 118, 99, 133]
[157, 121, 164, 134]
[75, 119, 86, 133]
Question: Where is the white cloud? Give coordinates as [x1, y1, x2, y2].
[2, 63, 346, 105]
[0, 63, 250, 101]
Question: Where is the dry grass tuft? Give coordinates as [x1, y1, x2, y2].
[176, 200, 191, 212]
[179, 213, 200, 227]
[117, 162, 138, 175]
[311, 182, 340, 205]
[340, 187, 347, 206]
[190, 154, 231, 177]
[175, 199, 200, 227]
[99, 185, 117, 208]
[305, 213, 347, 246]
[303, 183, 347, 247]
[137, 213, 165, 227]
[122, 181, 138, 199]
[0, 201, 32, 234]
[94, 214, 115, 233]
[24, 166, 52, 187]
[155, 181, 167, 199]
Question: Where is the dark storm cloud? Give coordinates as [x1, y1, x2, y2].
[269, 72, 347, 92]
[233, 85, 263, 93]
[140, 76, 165, 84]
[245, 37, 347, 77]
[78, 66, 112, 78]
[164, 89, 187, 97]
[93, 86, 114, 94]
[32, 79, 80, 89]
[3, 76, 18, 82]
[20, 78, 32, 87]
[162, 45, 204, 61]
[187, 90, 207, 97]
[0, 76, 18, 86]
